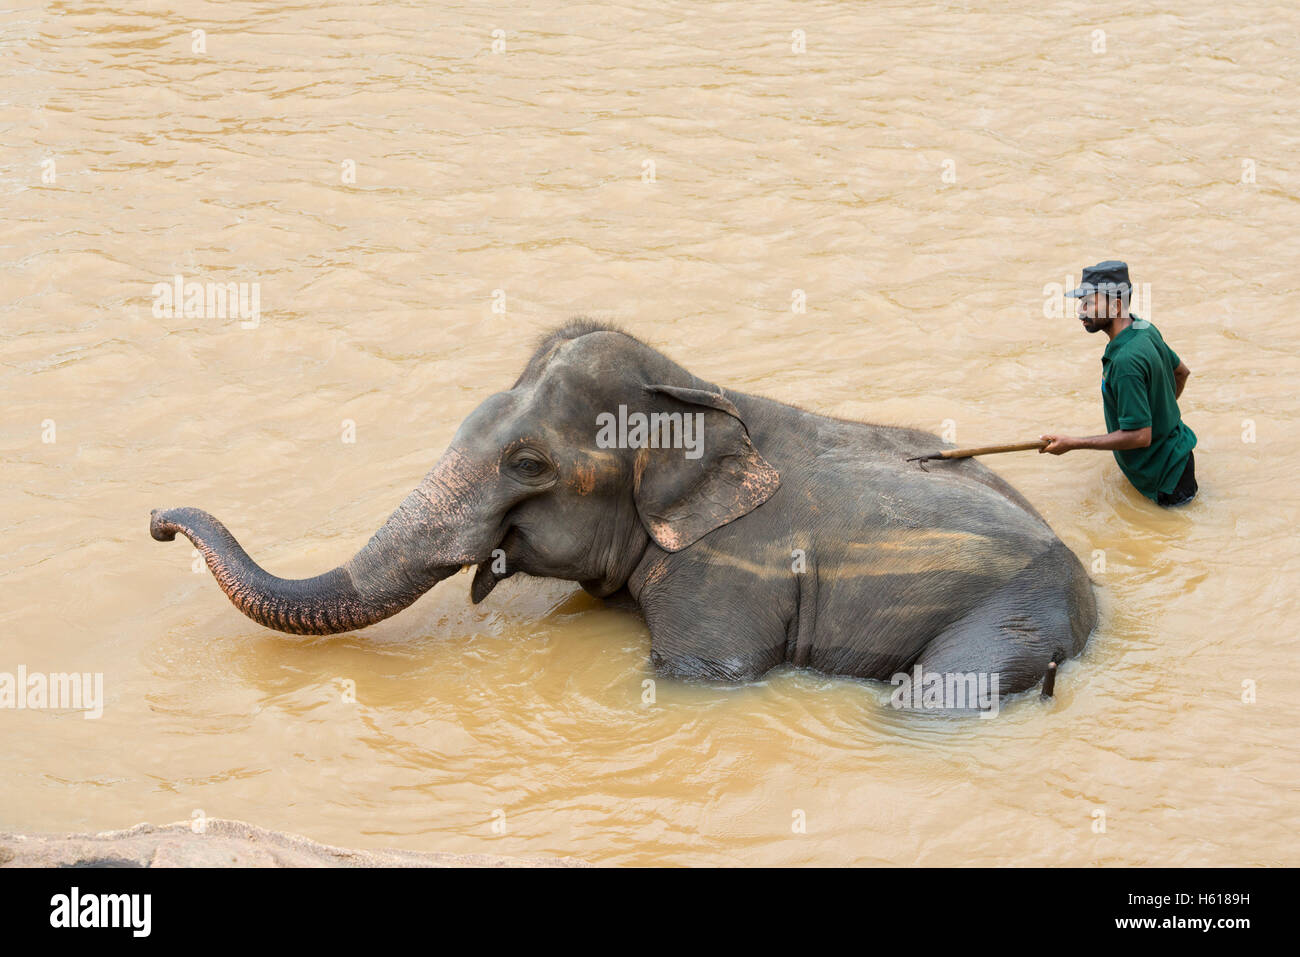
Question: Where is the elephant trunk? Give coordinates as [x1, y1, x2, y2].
[151, 458, 481, 634]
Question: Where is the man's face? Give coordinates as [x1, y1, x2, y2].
[1077, 292, 1116, 333]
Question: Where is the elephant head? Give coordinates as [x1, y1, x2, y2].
[151, 321, 780, 635]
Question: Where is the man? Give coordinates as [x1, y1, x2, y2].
[1039, 261, 1198, 507]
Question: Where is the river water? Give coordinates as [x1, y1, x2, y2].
[2, 0, 1298, 865]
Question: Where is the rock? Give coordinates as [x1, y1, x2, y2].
[0, 819, 589, 868]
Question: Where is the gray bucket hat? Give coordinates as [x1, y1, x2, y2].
[1065, 260, 1132, 299]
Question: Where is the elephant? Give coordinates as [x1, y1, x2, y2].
[151, 319, 1097, 700]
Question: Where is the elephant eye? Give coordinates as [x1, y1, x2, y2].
[510, 452, 550, 478]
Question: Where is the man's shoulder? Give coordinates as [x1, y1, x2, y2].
[1115, 319, 1168, 369]
[1127, 317, 1161, 342]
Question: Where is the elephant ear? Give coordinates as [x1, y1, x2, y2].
[632, 384, 781, 552]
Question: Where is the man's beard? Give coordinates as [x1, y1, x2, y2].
[1080, 314, 1113, 333]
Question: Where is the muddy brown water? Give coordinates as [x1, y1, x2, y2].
[2, 1, 1298, 865]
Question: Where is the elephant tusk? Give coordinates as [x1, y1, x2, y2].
[1041, 660, 1058, 699]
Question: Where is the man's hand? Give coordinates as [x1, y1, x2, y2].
[1039, 428, 1152, 453]
[1038, 434, 1075, 455]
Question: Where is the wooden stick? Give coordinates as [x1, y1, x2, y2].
[907, 439, 1049, 465]
[933, 440, 1049, 459]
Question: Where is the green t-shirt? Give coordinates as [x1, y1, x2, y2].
[1101, 318, 1197, 501]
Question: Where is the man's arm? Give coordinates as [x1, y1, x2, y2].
[1038, 428, 1152, 454]
[1042, 369, 1156, 454]
[1173, 361, 1190, 399]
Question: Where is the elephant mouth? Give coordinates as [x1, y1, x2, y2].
[469, 527, 519, 604]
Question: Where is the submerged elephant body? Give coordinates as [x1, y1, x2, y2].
[153, 321, 1096, 695]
